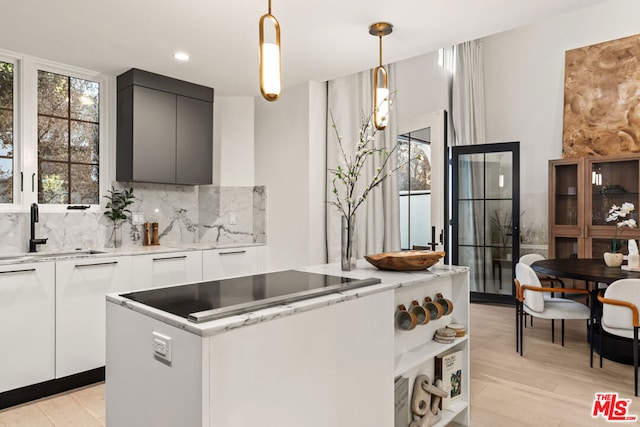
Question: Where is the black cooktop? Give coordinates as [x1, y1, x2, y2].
[121, 270, 381, 323]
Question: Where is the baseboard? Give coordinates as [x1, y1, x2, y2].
[0, 367, 105, 410]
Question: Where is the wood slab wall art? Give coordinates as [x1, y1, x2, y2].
[563, 33, 640, 158]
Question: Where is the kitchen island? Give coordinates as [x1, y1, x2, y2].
[105, 262, 469, 427]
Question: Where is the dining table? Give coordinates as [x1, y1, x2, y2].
[530, 257, 640, 365]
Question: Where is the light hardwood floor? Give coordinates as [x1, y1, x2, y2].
[0, 303, 637, 426]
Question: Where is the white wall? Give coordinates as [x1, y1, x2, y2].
[213, 97, 255, 186]
[254, 82, 327, 271]
[483, 0, 640, 243]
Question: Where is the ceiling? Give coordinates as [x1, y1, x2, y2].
[3, 0, 609, 97]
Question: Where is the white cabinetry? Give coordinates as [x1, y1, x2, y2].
[0, 262, 55, 393]
[55, 255, 134, 378]
[132, 250, 202, 289]
[393, 270, 470, 426]
[202, 246, 265, 280]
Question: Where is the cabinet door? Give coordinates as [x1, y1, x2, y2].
[176, 95, 213, 184]
[0, 262, 55, 393]
[132, 251, 203, 289]
[202, 247, 261, 281]
[132, 86, 176, 183]
[56, 256, 133, 378]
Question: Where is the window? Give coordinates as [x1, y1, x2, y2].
[398, 129, 432, 249]
[37, 70, 100, 204]
[0, 61, 14, 203]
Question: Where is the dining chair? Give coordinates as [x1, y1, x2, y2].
[515, 262, 590, 356]
[595, 279, 640, 396]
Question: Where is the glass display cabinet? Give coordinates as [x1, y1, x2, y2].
[549, 155, 640, 259]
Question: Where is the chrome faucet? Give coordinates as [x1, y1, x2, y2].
[29, 203, 48, 252]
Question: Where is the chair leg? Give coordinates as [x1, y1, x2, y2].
[562, 319, 565, 347]
[634, 328, 638, 397]
[599, 320, 603, 369]
[552, 319, 555, 343]
[520, 307, 524, 357]
[515, 301, 520, 353]
[589, 319, 593, 368]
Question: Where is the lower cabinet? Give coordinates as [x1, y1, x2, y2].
[131, 250, 203, 289]
[55, 256, 134, 378]
[0, 262, 55, 393]
[202, 246, 266, 280]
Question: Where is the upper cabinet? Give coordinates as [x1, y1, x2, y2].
[116, 69, 214, 185]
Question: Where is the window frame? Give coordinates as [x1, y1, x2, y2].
[0, 49, 111, 213]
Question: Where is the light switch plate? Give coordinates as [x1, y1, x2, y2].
[152, 331, 172, 364]
[131, 212, 145, 225]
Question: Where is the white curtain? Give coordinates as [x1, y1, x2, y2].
[326, 64, 400, 262]
[452, 40, 486, 146]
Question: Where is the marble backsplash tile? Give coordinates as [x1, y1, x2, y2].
[1, 184, 266, 253]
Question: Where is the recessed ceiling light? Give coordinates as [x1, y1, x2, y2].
[173, 52, 190, 61]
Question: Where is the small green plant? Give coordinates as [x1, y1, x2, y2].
[104, 186, 135, 222]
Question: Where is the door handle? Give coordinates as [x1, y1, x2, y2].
[152, 255, 187, 261]
[0, 268, 36, 275]
[219, 250, 246, 255]
[74, 261, 118, 268]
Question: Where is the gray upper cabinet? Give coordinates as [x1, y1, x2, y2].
[117, 69, 214, 185]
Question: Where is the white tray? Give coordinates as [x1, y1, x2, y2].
[621, 265, 640, 272]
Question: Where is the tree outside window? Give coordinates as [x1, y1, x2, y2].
[0, 61, 14, 204]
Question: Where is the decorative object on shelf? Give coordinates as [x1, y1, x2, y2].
[629, 239, 640, 268]
[368, 22, 393, 130]
[394, 376, 409, 427]
[604, 202, 637, 266]
[423, 297, 443, 321]
[410, 300, 430, 325]
[258, 0, 281, 101]
[433, 327, 456, 344]
[395, 304, 417, 331]
[446, 323, 466, 338]
[409, 374, 447, 427]
[435, 350, 463, 410]
[435, 293, 453, 316]
[103, 186, 135, 248]
[364, 250, 445, 271]
[328, 104, 410, 271]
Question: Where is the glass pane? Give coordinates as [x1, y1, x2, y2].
[487, 200, 513, 249]
[0, 109, 12, 157]
[458, 153, 484, 199]
[485, 152, 512, 199]
[554, 237, 578, 259]
[397, 139, 409, 192]
[592, 238, 629, 258]
[400, 194, 408, 249]
[486, 247, 512, 296]
[409, 193, 431, 247]
[409, 141, 431, 192]
[38, 116, 69, 161]
[0, 157, 12, 203]
[459, 245, 483, 292]
[592, 160, 639, 226]
[70, 78, 99, 122]
[458, 200, 484, 246]
[70, 121, 99, 163]
[0, 61, 13, 109]
[39, 161, 69, 204]
[70, 164, 99, 204]
[38, 71, 69, 118]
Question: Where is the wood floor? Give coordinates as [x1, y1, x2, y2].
[0, 303, 637, 426]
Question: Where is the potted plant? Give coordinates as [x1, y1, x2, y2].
[104, 186, 135, 248]
[604, 202, 636, 267]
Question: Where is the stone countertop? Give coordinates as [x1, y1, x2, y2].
[0, 242, 265, 265]
[106, 261, 469, 337]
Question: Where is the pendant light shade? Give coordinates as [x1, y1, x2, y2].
[369, 22, 393, 130]
[259, 0, 281, 101]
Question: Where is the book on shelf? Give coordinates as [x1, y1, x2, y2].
[394, 376, 409, 427]
[434, 349, 463, 410]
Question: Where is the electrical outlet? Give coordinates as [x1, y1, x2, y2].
[152, 331, 172, 364]
[229, 212, 236, 225]
[131, 212, 145, 225]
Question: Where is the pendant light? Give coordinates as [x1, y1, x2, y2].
[259, 0, 281, 101]
[369, 22, 393, 130]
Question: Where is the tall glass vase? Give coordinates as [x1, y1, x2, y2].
[106, 221, 123, 248]
[341, 215, 357, 271]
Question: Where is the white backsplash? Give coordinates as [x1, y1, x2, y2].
[1, 184, 266, 253]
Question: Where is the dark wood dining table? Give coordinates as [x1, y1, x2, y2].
[530, 257, 640, 365]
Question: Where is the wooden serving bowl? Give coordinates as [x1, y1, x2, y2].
[364, 250, 445, 271]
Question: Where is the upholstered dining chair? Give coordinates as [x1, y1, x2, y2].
[595, 279, 640, 396]
[515, 262, 590, 356]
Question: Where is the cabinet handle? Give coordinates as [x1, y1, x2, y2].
[219, 250, 246, 255]
[74, 261, 118, 268]
[0, 268, 36, 275]
[20, 172, 23, 192]
[32, 173, 36, 192]
[152, 255, 187, 261]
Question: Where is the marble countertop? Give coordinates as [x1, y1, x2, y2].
[0, 242, 265, 265]
[106, 261, 469, 337]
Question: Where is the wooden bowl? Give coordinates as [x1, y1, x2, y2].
[364, 250, 445, 271]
